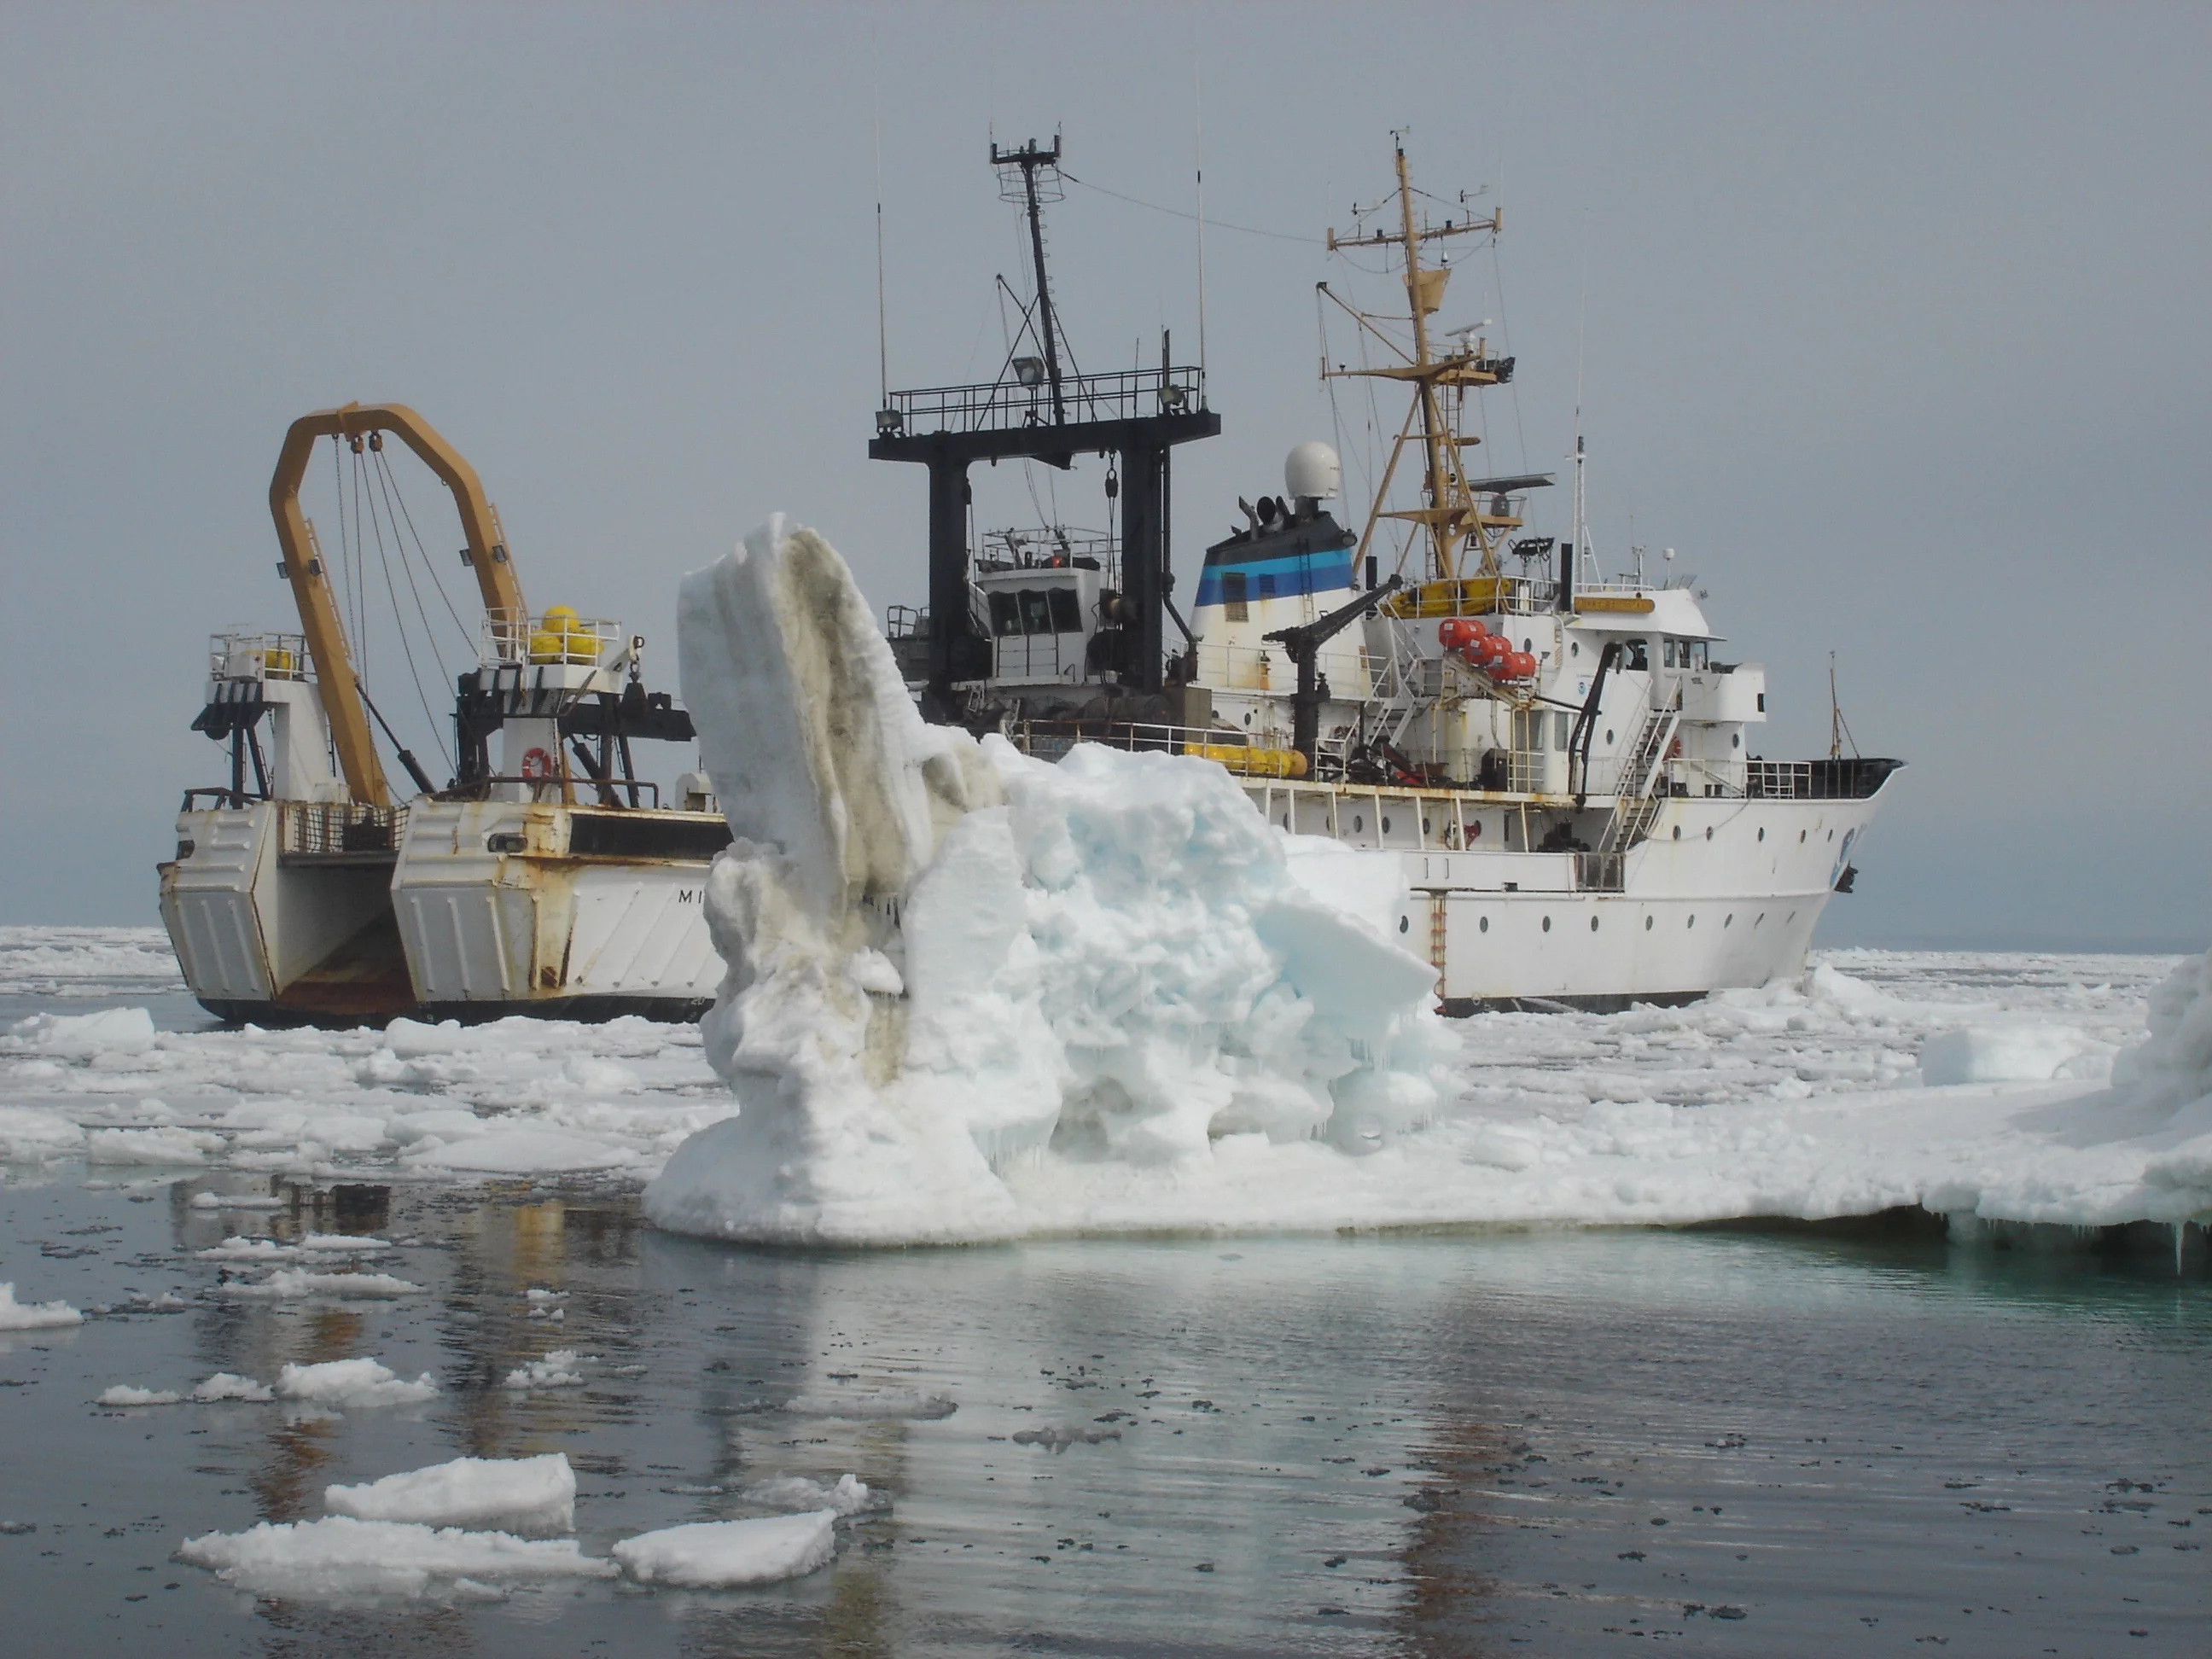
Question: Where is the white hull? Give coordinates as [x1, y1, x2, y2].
[1247, 782, 1887, 1009]
[160, 799, 726, 1025]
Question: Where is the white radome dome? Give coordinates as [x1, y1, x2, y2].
[1284, 441, 1341, 502]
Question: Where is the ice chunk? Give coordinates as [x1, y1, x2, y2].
[177, 1515, 614, 1600]
[2112, 946, 2212, 1110]
[4, 1005, 156, 1058]
[274, 1358, 439, 1408]
[325, 1454, 575, 1530]
[645, 520, 1453, 1245]
[0, 1283, 84, 1330]
[97, 1384, 181, 1406]
[191, 1372, 274, 1402]
[611, 1510, 836, 1588]
[742, 1472, 876, 1516]
[84, 1126, 219, 1166]
[1919, 1024, 2102, 1085]
[502, 1350, 586, 1389]
[783, 1388, 955, 1420]
[0, 1106, 86, 1162]
[406, 1128, 636, 1173]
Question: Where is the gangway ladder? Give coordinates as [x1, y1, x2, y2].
[1585, 707, 1679, 889]
[1427, 889, 1449, 1007]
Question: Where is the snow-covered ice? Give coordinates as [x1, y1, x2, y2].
[96, 1383, 181, 1406]
[217, 1268, 424, 1300]
[502, 1349, 586, 1389]
[0, 1282, 84, 1330]
[645, 519, 1454, 1244]
[190, 1372, 273, 1402]
[324, 1454, 575, 1531]
[742, 1472, 876, 1516]
[783, 1388, 957, 1421]
[272, 1358, 439, 1408]
[610, 1510, 838, 1588]
[177, 1515, 614, 1601]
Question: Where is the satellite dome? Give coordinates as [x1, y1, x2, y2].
[1284, 441, 1341, 503]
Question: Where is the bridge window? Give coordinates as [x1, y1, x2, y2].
[1019, 590, 1053, 635]
[1223, 571, 1249, 621]
[1049, 589, 1081, 632]
[989, 591, 1020, 637]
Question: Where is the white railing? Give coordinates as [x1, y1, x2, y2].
[211, 632, 310, 683]
[481, 609, 623, 668]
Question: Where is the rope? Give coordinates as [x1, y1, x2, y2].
[374, 446, 472, 640]
[358, 443, 452, 774]
[370, 448, 458, 697]
[1060, 169, 1318, 245]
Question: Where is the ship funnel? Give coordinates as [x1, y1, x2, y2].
[1285, 441, 1341, 504]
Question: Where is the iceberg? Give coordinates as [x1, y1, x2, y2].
[642, 518, 1454, 1245]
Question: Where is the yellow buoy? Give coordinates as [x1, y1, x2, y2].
[1185, 743, 1309, 780]
[531, 605, 583, 664]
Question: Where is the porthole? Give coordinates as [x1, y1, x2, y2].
[1399, 916, 1409, 934]
[1605, 729, 1615, 744]
[1353, 815, 1364, 833]
[1541, 916, 1551, 933]
[1571, 641, 1580, 657]
[1589, 915, 1600, 932]
[1732, 732, 1742, 749]
[1479, 915, 1489, 934]
[1644, 915, 1654, 931]
[1672, 824, 1681, 840]
[1243, 711, 1253, 726]
[1687, 914, 1697, 928]
[1756, 912, 1766, 926]
[1828, 829, 1835, 842]
[1798, 830, 1807, 843]
[1705, 825, 1714, 841]
[1757, 827, 1765, 842]
[1789, 911, 1797, 923]
[1522, 637, 1533, 653]
[1382, 816, 1392, 835]
[1422, 818, 1432, 835]
[1725, 913, 1733, 927]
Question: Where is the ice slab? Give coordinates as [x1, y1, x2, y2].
[0, 1283, 84, 1330]
[611, 1510, 836, 1588]
[274, 1358, 438, 1408]
[177, 1515, 614, 1601]
[326, 1454, 575, 1531]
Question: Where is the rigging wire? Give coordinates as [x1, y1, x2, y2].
[1058, 169, 1318, 246]
[373, 447, 473, 642]
[355, 442, 452, 774]
[370, 448, 459, 696]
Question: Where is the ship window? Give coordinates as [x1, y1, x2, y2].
[1757, 827, 1765, 841]
[1663, 638, 1677, 667]
[1570, 641, 1580, 657]
[1019, 590, 1053, 635]
[1725, 914, 1733, 927]
[1589, 915, 1599, 931]
[1399, 917, 1409, 934]
[1799, 830, 1807, 843]
[1672, 824, 1681, 840]
[1223, 571, 1249, 621]
[1381, 816, 1392, 835]
[1257, 574, 1278, 601]
[1422, 817, 1432, 835]
[1692, 641, 1709, 668]
[1479, 916, 1489, 934]
[1705, 825, 1714, 841]
[989, 591, 1021, 637]
[1732, 732, 1741, 749]
[1541, 916, 1551, 932]
[1049, 589, 1082, 633]
[1757, 692, 1767, 712]
[1626, 641, 1650, 671]
[1644, 915, 1654, 931]
[1687, 914, 1697, 928]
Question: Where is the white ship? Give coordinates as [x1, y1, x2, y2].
[872, 140, 1901, 1010]
[159, 404, 728, 1025]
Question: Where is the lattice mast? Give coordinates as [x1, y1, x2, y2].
[1322, 144, 1508, 585]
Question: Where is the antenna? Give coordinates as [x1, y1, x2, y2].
[1192, 27, 1207, 379]
[1573, 229, 1592, 586]
[994, 137, 1068, 427]
[872, 28, 888, 405]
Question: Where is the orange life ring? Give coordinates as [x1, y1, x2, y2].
[520, 746, 557, 781]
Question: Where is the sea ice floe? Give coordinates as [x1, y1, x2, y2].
[3, 1005, 156, 1059]
[325, 1454, 576, 1531]
[783, 1388, 957, 1421]
[273, 1358, 439, 1408]
[191, 1372, 274, 1402]
[97, 1384, 181, 1406]
[84, 1126, 219, 1166]
[741, 1472, 877, 1516]
[218, 1268, 424, 1300]
[176, 1515, 614, 1601]
[502, 1350, 587, 1389]
[0, 1283, 84, 1330]
[645, 518, 1454, 1246]
[610, 1510, 837, 1588]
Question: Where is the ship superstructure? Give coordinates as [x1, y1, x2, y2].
[160, 403, 728, 1025]
[873, 141, 1901, 1010]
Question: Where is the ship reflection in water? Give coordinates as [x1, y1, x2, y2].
[1, 1178, 2205, 1657]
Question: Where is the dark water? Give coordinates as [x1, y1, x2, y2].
[1, 1172, 2204, 1656]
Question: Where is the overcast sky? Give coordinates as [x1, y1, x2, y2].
[4, 2, 2205, 951]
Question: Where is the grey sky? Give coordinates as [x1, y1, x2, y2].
[4, 2, 2205, 950]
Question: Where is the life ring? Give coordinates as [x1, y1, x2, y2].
[520, 747, 557, 781]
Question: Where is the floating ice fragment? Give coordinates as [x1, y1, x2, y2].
[502, 1350, 587, 1389]
[84, 1126, 218, 1166]
[176, 1515, 614, 1601]
[218, 1269, 424, 1300]
[97, 1384, 181, 1406]
[741, 1473, 877, 1515]
[1919, 1024, 2104, 1085]
[4, 1006, 156, 1058]
[406, 1128, 636, 1173]
[274, 1358, 438, 1408]
[611, 1510, 837, 1588]
[783, 1388, 956, 1420]
[326, 1454, 575, 1531]
[191, 1372, 274, 1402]
[0, 1283, 84, 1330]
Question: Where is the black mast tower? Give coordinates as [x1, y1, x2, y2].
[870, 137, 1220, 719]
